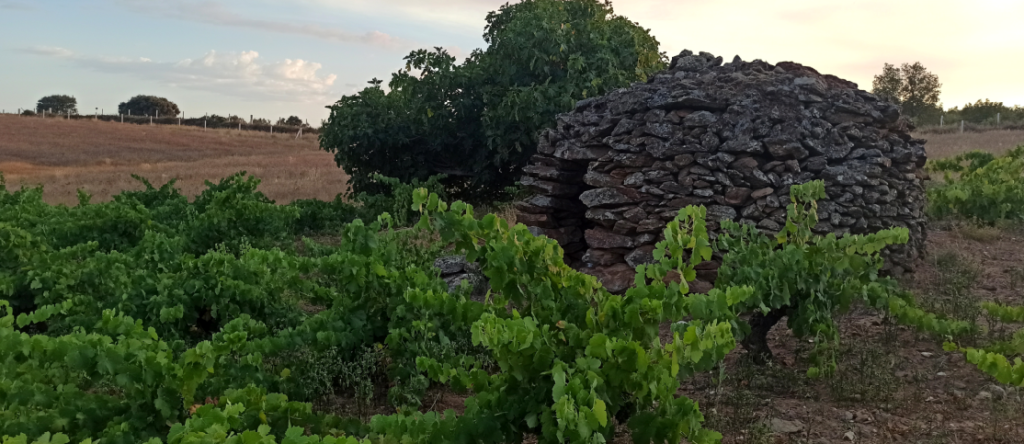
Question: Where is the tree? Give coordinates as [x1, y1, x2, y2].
[320, 0, 666, 201]
[277, 116, 304, 126]
[870, 63, 901, 104]
[118, 95, 180, 117]
[958, 99, 1018, 124]
[871, 62, 942, 123]
[36, 95, 78, 115]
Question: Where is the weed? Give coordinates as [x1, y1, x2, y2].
[923, 250, 982, 334]
[955, 223, 1001, 243]
[827, 339, 902, 406]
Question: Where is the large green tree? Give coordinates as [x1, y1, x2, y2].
[118, 95, 180, 117]
[871, 62, 942, 123]
[36, 94, 78, 115]
[320, 0, 666, 201]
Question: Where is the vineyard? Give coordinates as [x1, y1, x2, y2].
[1, 163, 1023, 442]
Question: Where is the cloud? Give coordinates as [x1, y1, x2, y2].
[27, 46, 337, 103]
[114, 0, 414, 50]
[23, 46, 74, 58]
[0, 0, 32, 10]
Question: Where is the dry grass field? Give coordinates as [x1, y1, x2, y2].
[0, 114, 349, 205]
[914, 129, 1024, 159]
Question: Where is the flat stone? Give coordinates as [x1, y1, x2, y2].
[586, 208, 622, 227]
[637, 218, 664, 232]
[768, 418, 805, 434]
[434, 255, 469, 275]
[582, 263, 635, 294]
[516, 212, 558, 228]
[553, 143, 611, 161]
[724, 187, 752, 205]
[750, 187, 774, 199]
[585, 228, 634, 249]
[729, 157, 760, 174]
[765, 137, 809, 160]
[582, 249, 624, 266]
[625, 245, 658, 268]
[580, 187, 641, 207]
[583, 171, 623, 188]
[706, 205, 737, 222]
[683, 110, 718, 127]
[623, 207, 647, 222]
[720, 138, 764, 154]
[612, 220, 638, 234]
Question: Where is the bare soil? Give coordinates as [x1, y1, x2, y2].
[0, 114, 349, 204]
[915, 129, 1024, 160]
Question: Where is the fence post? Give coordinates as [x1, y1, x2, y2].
[960, 120, 964, 133]
[204, 119, 207, 131]
[270, 124, 273, 135]
[940, 115, 943, 127]
[998, 113, 1001, 125]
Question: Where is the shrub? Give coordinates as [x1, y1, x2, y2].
[320, 0, 666, 202]
[926, 146, 1024, 223]
[714, 180, 909, 376]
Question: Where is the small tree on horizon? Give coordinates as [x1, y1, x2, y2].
[118, 95, 180, 117]
[872, 62, 942, 123]
[36, 95, 78, 115]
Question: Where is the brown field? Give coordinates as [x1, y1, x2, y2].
[914, 129, 1024, 159]
[0, 114, 349, 205]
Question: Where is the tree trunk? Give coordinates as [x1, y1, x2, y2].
[741, 307, 788, 365]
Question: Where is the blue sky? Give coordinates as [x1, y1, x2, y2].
[2, 0, 1022, 124]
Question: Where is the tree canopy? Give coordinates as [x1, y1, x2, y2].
[319, 0, 666, 201]
[36, 95, 77, 115]
[118, 95, 180, 117]
[871, 62, 942, 123]
[278, 116, 304, 126]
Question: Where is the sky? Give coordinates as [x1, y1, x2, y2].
[1, 0, 1022, 124]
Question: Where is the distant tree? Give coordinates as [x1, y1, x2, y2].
[36, 95, 78, 115]
[871, 64, 902, 104]
[118, 95, 180, 117]
[252, 118, 270, 125]
[960, 99, 1007, 123]
[872, 62, 942, 123]
[279, 116, 303, 126]
[21, 109, 36, 116]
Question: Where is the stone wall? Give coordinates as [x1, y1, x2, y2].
[515, 50, 928, 293]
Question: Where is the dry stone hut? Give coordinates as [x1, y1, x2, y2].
[515, 50, 928, 293]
